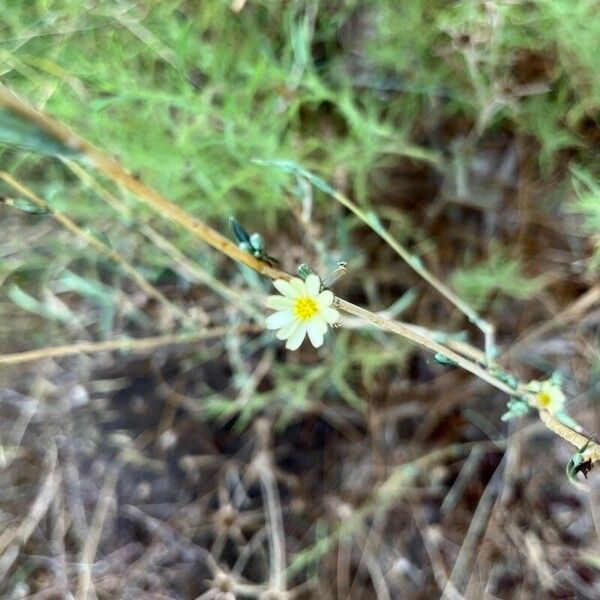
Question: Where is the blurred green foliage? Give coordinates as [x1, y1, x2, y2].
[451, 249, 547, 310]
[1, 1, 597, 216]
[1, 0, 598, 399]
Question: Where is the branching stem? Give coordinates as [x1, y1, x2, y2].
[0, 83, 597, 469]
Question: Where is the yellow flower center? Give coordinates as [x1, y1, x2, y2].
[537, 392, 551, 408]
[294, 296, 318, 321]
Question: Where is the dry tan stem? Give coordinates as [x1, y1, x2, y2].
[341, 312, 487, 364]
[335, 298, 515, 396]
[0, 84, 289, 281]
[0, 171, 192, 325]
[337, 297, 600, 464]
[538, 410, 600, 465]
[0, 325, 261, 365]
[61, 159, 260, 320]
[76, 463, 122, 600]
[504, 284, 600, 358]
[0, 446, 61, 580]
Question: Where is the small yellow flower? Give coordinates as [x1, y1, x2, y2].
[529, 379, 566, 414]
[265, 274, 340, 350]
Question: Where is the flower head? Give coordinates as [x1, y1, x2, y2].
[527, 379, 566, 414]
[266, 274, 339, 350]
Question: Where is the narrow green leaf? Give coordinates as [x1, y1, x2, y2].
[0, 107, 79, 157]
[59, 270, 113, 302]
[7, 284, 75, 323]
[1, 196, 49, 215]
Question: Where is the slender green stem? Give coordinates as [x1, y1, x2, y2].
[256, 160, 496, 363]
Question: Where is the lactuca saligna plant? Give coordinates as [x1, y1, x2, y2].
[0, 83, 597, 481]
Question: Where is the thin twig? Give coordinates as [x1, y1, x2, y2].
[442, 457, 504, 598]
[0, 445, 61, 580]
[76, 463, 122, 600]
[336, 297, 600, 464]
[1, 84, 597, 467]
[62, 159, 260, 321]
[0, 171, 192, 326]
[252, 419, 287, 594]
[0, 84, 288, 280]
[335, 298, 514, 396]
[260, 161, 496, 361]
[0, 324, 261, 365]
[538, 409, 600, 465]
[412, 505, 466, 600]
[503, 284, 600, 358]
